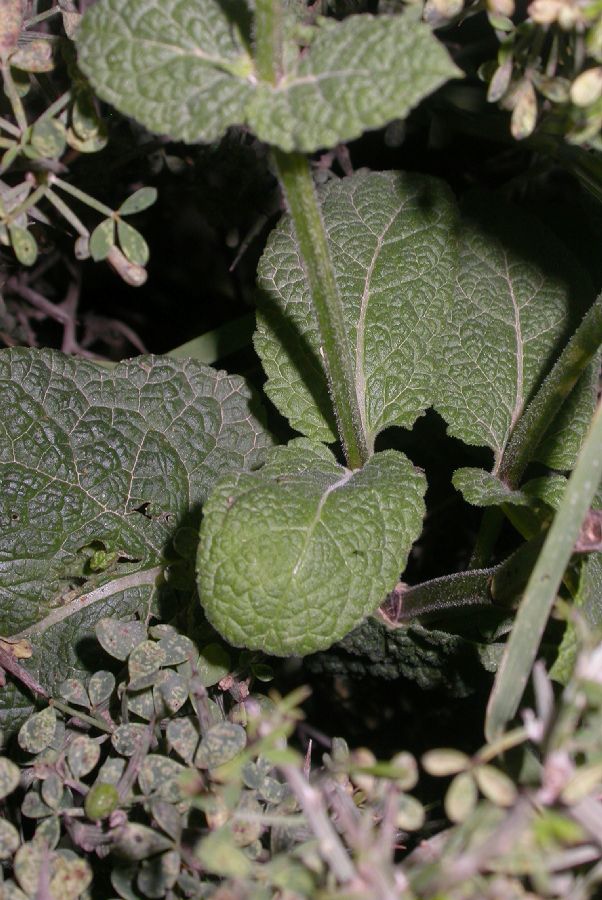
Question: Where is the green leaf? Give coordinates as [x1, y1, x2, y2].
[0, 757, 20, 799]
[119, 187, 158, 216]
[18, 707, 57, 754]
[117, 218, 149, 266]
[0, 348, 271, 732]
[199, 439, 425, 655]
[8, 225, 38, 266]
[77, 0, 459, 152]
[30, 118, 67, 159]
[89, 217, 115, 261]
[453, 468, 567, 509]
[434, 196, 593, 463]
[255, 171, 458, 446]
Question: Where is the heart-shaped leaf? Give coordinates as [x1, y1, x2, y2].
[198, 439, 425, 655]
[0, 349, 271, 731]
[255, 171, 459, 448]
[76, 0, 459, 152]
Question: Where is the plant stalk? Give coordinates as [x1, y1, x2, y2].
[498, 289, 602, 486]
[254, 0, 283, 83]
[273, 149, 369, 469]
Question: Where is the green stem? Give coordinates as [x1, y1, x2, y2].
[498, 290, 602, 487]
[486, 398, 602, 742]
[273, 150, 368, 469]
[0, 116, 19, 137]
[382, 535, 545, 624]
[50, 175, 115, 218]
[1, 61, 27, 133]
[50, 699, 113, 734]
[254, 0, 282, 83]
[35, 91, 71, 125]
[6, 183, 47, 224]
[471, 290, 602, 567]
[44, 187, 89, 237]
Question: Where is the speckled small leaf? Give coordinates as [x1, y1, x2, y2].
[30, 118, 67, 159]
[197, 643, 231, 687]
[9, 225, 37, 266]
[11, 39, 54, 72]
[137, 849, 180, 898]
[0, 0, 23, 56]
[445, 771, 478, 823]
[18, 706, 56, 754]
[199, 440, 426, 655]
[0, 757, 19, 799]
[21, 790, 52, 818]
[71, 92, 101, 140]
[34, 815, 60, 850]
[67, 735, 100, 778]
[111, 723, 148, 757]
[155, 669, 188, 714]
[41, 773, 63, 809]
[95, 756, 125, 786]
[89, 217, 115, 261]
[77, 0, 458, 152]
[117, 218, 149, 266]
[258, 776, 285, 804]
[15, 843, 93, 899]
[151, 799, 182, 842]
[112, 823, 173, 861]
[195, 722, 247, 769]
[127, 688, 155, 720]
[129, 640, 166, 679]
[0, 819, 19, 859]
[87, 670, 115, 706]
[119, 187, 157, 216]
[157, 633, 195, 665]
[59, 679, 89, 708]
[96, 620, 147, 662]
[138, 755, 186, 802]
[166, 717, 199, 765]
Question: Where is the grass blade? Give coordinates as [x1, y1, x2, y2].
[485, 398, 602, 742]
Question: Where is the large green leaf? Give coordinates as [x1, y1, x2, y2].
[0, 349, 271, 730]
[198, 439, 425, 655]
[76, 0, 459, 152]
[255, 171, 458, 448]
[434, 197, 593, 466]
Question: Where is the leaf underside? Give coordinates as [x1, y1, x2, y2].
[76, 0, 460, 152]
[0, 349, 271, 730]
[198, 439, 426, 656]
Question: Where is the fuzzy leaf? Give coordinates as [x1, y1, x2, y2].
[199, 439, 426, 655]
[0, 349, 271, 732]
[255, 171, 458, 446]
[453, 469, 567, 509]
[77, 0, 459, 152]
[434, 196, 593, 462]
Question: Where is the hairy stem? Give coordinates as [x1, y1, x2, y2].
[499, 289, 602, 486]
[254, 0, 283, 83]
[50, 175, 114, 218]
[273, 150, 369, 468]
[381, 535, 545, 624]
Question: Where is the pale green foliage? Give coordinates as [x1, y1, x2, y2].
[0, 349, 271, 729]
[199, 439, 425, 655]
[255, 171, 459, 446]
[76, 0, 459, 151]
